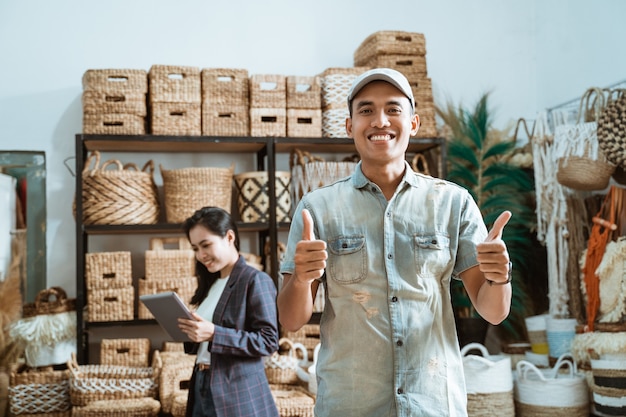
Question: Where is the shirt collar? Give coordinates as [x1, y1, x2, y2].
[351, 160, 420, 189]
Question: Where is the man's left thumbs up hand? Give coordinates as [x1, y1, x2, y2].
[476, 211, 512, 285]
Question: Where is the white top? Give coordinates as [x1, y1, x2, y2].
[195, 276, 229, 365]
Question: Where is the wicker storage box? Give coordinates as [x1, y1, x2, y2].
[353, 30, 427, 66]
[170, 392, 189, 417]
[83, 113, 146, 135]
[82, 69, 148, 94]
[249, 107, 287, 137]
[68, 353, 160, 407]
[201, 104, 249, 136]
[100, 338, 151, 367]
[287, 109, 322, 138]
[85, 251, 132, 290]
[201, 68, 249, 107]
[150, 102, 201, 136]
[287, 76, 321, 110]
[87, 286, 134, 322]
[9, 365, 71, 416]
[81, 151, 160, 225]
[137, 276, 196, 319]
[158, 353, 195, 414]
[410, 77, 434, 107]
[319, 67, 370, 109]
[359, 54, 428, 80]
[82, 90, 147, 116]
[414, 106, 438, 139]
[160, 164, 234, 223]
[148, 65, 201, 104]
[233, 171, 292, 223]
[270, 384, 315, 417]
[144, 237, 195, 281]
[249, 74, 286, 109]
[71, 397, 161, 417]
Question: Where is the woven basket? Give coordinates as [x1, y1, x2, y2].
[234, 171, 292, 223]
[22, 286, 76, 318]
[85, 251, 132, 290]
[287, 108, 322, 138]
[319, 67, 370, 109]
[150, 102, 201, 136]
[160, 164, 234, 223]
[9, 365, 71, 416]
[411, 153, 431, 176]
[359, 54, 428, 80]
[414, 106, 439, 139]
[270, 384, 315, 417]
[71, 397, 161, 417]
[249, 107, 287, 137]
[286, 76, 321, 110]
[83, 113, 146, 135]
[100, 338, 151, 367]
[81, 151, 160, 225]
[201, 68, 249, 107]
[353, 31, 427, 66]
[264, 338, 308, 385]
[249, 74, 287, 108]
[87, 286, 134, 322]
[556, 155, 615, 191]
[170, 392, 189, 417]
[137, 276, 196, 320]
[67, 353, 160, 406]
[158, 354, 195, 414]
[144, 237, 195, 281]
[590, 353, 626, 416]
[598, 90, 626, 168]
[290, 148, 358, 202]
[82, 69, 148, 94]
[201, 104, 249, 136]
[148, 65, 201, 104]
[82, 90, 147, 116]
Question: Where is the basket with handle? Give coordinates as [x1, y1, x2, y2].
[264, 338, 309, 385]
[81, 151, 160, 225]
[461, 342, 515, 417]
[411, 153, 430, 176]
[514, 354, 589, 417]
[22, 286, 75, 318]
[160, 164, 234, 223]
[9, 364, 71, 416]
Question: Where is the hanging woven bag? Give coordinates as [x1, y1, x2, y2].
[598, 89, 626, 182]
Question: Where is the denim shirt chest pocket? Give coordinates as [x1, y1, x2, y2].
[414, 234, 451, 278]
[328, 235, 367, 284]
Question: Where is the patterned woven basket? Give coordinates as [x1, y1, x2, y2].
[598, 90, 626, 169]
[353, 30, 427, 66]
[234, 171, 292, 223]
[100, 338, 151, 367]
[144, 237, 196, 281]
[71, 397, 161, 417]
[160, 164, 234, 223]
[319, 66, 370, 109]
[9, 365, 71, 416]
[67, 353, 160, 406]
[81, 151, 160, 225]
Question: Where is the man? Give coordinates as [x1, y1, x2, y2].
[277, 68, 512, 416]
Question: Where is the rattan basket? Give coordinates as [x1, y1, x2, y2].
[359, 54, 428, 80]
[201, 68, 249, 107]
[22, 286, 76, 318]
[137, 276, 196, 319]
[100, 338, 151, 367]
[264, 338, 308, 385]
[82, 69, 148, 94]
[353, 30, 427, 66]
[160, 164, 234, 223]
[71, 397, 161, 417]
[144, 237, 195, 281]
[82, 90, 147, 116]
[170, 392, 189, 417]
[83, 113, 146, 135]
[67, 353, 161, 406]
[286, 76, 321, 110]
[319, 67, 370, 109]
[249, 107, 287, 137]
[9, 365, 71, 416]
[201, 104, 249, 136]
[87, 286, 134, 322]
[287, 109, 322, 138]
[150, 101, 201, 136]
[233, 171, 292, 223]
[249, 74, 286, 108]
[557, 155, 615, 191]
[85, 251, 132, 290]
[81, 151, 160, 225]
[158, 354, 195, 414]
[270, 384, 315, 417]
[148, 65, 201, 104]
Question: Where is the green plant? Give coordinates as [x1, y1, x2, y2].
[436, 93, 536, 341]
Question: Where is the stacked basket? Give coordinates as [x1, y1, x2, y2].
[319, 67, 370, 138]
[149, 65, 201, 135]
[286, 75, 322, 137]
[85, 251, 134, 322]
[82, 69, 148, 135]
[100, 338, 151, 367]
[201, 68, 250, 136]
[138, 237, 197, 319]
[249, 74, 287, 136]
[353, 31, 437, 138]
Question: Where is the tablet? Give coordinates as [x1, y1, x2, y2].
[139, 291, 195, 342]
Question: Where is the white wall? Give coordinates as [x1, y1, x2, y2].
[0, 0, 625, 295]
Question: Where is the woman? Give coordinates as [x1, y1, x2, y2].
[178, 206, 279, 417]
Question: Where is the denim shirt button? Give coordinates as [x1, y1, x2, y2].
[391, 296, 398, 302]
[396, 340, 403, 347]
[387, 253, 393, 259]
[397, 388, 404, 395]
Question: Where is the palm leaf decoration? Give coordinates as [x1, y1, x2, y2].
[437, 93, 536, 341]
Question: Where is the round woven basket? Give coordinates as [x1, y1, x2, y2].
[598, 92, 626, 168]
[556, 155, 615, 191]
[81, 151, 160, 225]
[234, 171, 291, 223]
[160, 164, 234, 223]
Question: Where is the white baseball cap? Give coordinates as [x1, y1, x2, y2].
[347, 68, 415, 112]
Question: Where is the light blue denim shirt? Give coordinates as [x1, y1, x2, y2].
[280, 161, 487, 417]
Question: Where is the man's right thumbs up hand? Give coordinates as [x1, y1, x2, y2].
[294, 209, 327, 284]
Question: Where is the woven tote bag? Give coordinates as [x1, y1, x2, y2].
[554, 87, 615, 191]
[598, 89, 626, 169]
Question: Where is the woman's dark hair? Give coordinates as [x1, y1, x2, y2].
[182, 206, 240, 306]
